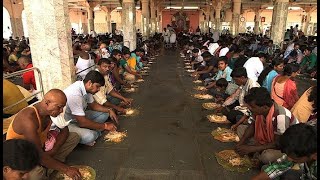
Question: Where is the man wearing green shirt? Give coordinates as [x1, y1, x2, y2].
[300, 47, 317, 74]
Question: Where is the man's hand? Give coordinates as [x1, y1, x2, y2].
[122, 98, 133, 106]
[231, 124, 239, 131]
[109, 109, 119, 124]
[235, 145, 257, 156]
[104, 122, 117, 131]
[64, 166, 82, 180]
[213, 106, 223, 114]
[114, 106, 126, 114]
[191, 72, 198, 77]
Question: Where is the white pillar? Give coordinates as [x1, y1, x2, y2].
[270, 0, 289, 45]
[215, 3, 221, 32]
[23, 0, 75, 93]
[141, 0, 150, 38]
[122, 0, 137, 51]
[254, 9, 262, 35]
[231, 0, 241, 36]
[150, 0, 156, 35]
[87, 7, 94, 32]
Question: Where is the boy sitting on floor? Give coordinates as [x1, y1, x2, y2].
[210, 78, 238, 102]
[251, 123, 317, 180]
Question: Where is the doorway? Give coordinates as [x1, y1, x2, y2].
[111, 23, 116, 34]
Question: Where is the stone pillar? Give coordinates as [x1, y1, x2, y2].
[101, 6, 112, 33]
[23, 0, 75, 94]
[209, 9, 214, 30]
[231, 0, 241, 36]
[270, 0, 289, 45]
[106, 10, 111, 33]
[254, 8, 262, 35]
[141, 0, 150, 38]
[215, 2, 222, 32]
[157, 6, 162, 33]
[225, 8, 232, 22]
[87, 7, 94, 32]
[150, 0, 156, 35]
[122, 0, 137, 51]
[301, 12, 311, 35]
[10, 17, 24, 38]
[205, 6, 211, 33]
[239, 14, 246, 33]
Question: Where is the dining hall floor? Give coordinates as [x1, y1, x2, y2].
[65, 50, 316, 180]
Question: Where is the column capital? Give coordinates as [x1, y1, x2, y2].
[123, 0, 134, 3]
[88, 2, 99, 8]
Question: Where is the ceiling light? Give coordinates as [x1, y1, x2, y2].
[116, 7, 140, 10]
[266, 6, 301, 10]
[165, 6, 199, 10]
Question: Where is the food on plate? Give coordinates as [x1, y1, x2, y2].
[207, 114, 230, 123]
[193, 94, 213, 100]
[104, 131, 127, 143]
[202, 102, 221, 110]
[211, 127, 240, 142]
[193, 80, 202, 84]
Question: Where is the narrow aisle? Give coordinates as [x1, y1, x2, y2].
[67, 50, 258, 180]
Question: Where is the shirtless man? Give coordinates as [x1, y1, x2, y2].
[6, 89, 82, 180]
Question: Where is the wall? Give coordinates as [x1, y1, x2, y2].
[242, 9, 317, 28]
[161, 10, 199, 32]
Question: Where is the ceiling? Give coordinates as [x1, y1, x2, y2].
[67, 0, 317, 12]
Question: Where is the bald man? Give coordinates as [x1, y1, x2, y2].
[6, 89, 82, 180]
[17, 56, 36, 90]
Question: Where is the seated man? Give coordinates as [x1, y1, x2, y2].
[218, 67, 260, 125]
[6, 89, 82, 179]
[64, 70, 118, 146]
[300, 46, 317, 74]
[17, 56, 36, 91]
[94, 58, 133, 114]
[191, 51, 217, 80]
[3, 139, 40, 180]
[212, 78, 238, 102]
[120, 49, 142, 84]
[111, 49, 131, 89]
[236, 87, 298, 165]
[190, 48, 205, 70]
[252, 123, 316, 180]
[205, 56, 232, 87]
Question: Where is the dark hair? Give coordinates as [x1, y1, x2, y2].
[97, 58, 112, 65]
[3, 139, 40, 171]
[192, 48, 199, 53]
[305, 46, 314, 52]
[279, 124, 317, 158]
[231, 67, 247, 78]
[283, 63, 300, 76]
[122, 46, 130, 53]
[244, 87, 273, 107]
[216, 78, 228, 88]
[257, 52, 268, 59]
[217, 56, 228, 64]
[201, 46, 208, 51]
[136, 48, 145, 54]
[288, 49, 298, 57]
[307, 86, 317, 112]
[111, 49, 122, 56]
[201, 51, 213, 59]
[83, 70, 105, 86]
[122, 49, 131, 55]
[257, 58, 284, 85]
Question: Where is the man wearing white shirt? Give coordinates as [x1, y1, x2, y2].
[219, 45, 229, 57]
[243, 53, 267, 81]
[208, 41, 220, 55]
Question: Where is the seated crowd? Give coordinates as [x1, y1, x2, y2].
[179, 31, 317, 179]
[3, 32, 160, 179]
[3, 30, 317, 180]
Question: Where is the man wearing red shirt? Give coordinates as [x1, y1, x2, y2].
[17, 56, 37, 90]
